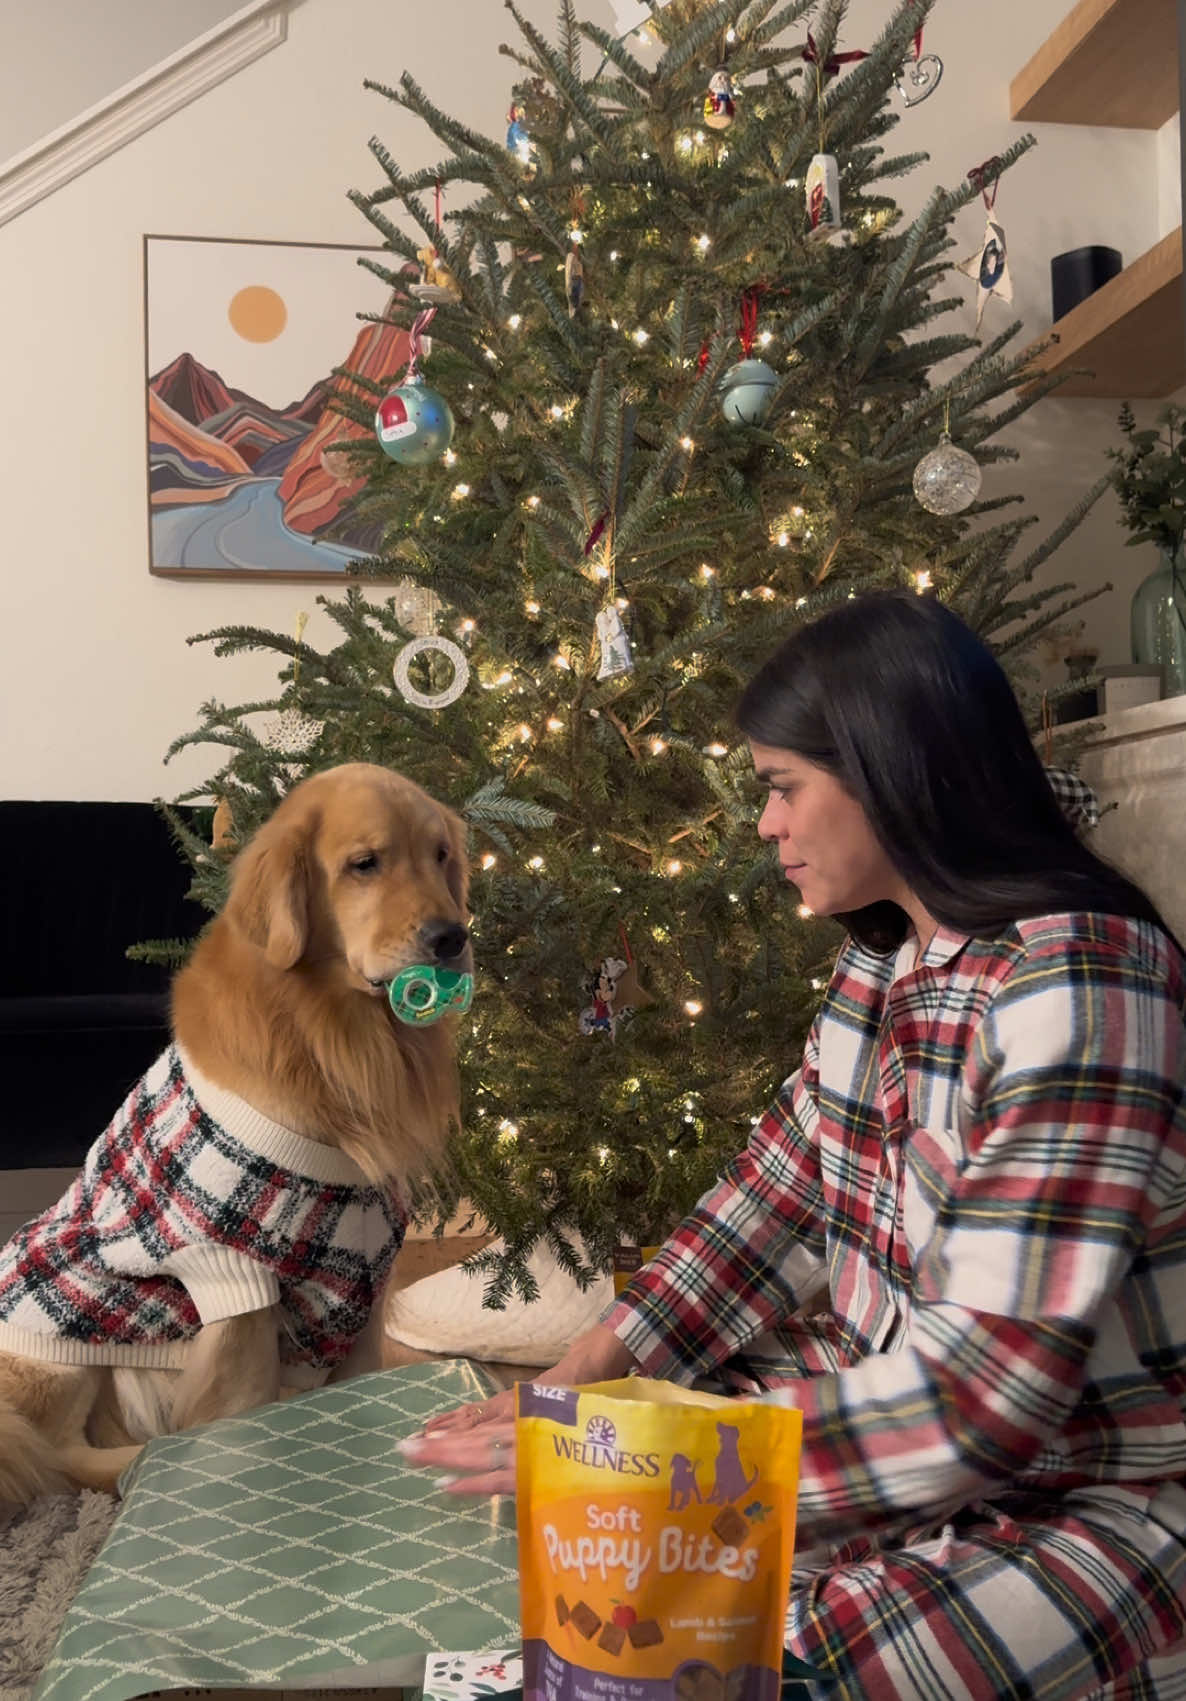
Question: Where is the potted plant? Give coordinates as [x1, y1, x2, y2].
[1108, 402, 1186, 697]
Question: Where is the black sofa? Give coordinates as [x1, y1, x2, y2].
[0, 802, 207, 1170]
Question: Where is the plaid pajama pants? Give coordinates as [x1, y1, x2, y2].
[785, 1482, 1186, 1699]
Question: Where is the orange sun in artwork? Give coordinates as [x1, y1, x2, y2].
[227, 284, 287, 342]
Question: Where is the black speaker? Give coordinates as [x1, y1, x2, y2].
[1050, 246, 1123, 321]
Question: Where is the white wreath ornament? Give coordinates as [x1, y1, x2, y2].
[392, 635, 471, 710]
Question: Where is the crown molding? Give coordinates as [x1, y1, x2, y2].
[0, 0, 290, 229]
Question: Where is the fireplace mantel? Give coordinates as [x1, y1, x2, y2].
[1064, 693, 1186, 943]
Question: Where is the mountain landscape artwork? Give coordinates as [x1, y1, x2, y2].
[144, 235, 406, 579]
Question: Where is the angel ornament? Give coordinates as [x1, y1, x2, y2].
[595, 604, 634, 680]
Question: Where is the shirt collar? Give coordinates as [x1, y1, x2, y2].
[892, 921, 971, 984]
[918, 921, 972, 969]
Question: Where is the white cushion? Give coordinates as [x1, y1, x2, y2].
[385, 1240, 613, 1365]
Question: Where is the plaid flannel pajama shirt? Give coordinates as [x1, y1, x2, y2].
[606, 911, 1186, 1700]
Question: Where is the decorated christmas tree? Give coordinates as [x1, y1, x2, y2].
[157, 0, 1106, 1302]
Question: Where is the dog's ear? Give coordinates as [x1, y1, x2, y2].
[224, 816, 312, 969]
[444, 808, 470, 913]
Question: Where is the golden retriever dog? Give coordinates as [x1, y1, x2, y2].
[0, 763, 470, 1506]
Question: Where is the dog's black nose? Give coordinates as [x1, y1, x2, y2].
[421, 920, 469, 963]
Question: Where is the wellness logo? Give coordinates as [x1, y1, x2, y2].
[586, 1414, 617, 1449]
[551, 1411, 660, 1478]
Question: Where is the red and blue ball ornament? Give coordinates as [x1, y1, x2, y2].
[374, 374, 455, 467]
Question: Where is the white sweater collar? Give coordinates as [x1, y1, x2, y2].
[176, 1044, 373, 1189]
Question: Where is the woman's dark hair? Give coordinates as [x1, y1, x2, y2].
[736, 590, 1174, 953]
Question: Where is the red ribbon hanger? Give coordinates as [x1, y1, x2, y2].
[802, 31, 867, 76]
[803, 5, 925, 77]
[967, 156, 1003, 212]
[405, 306, 437, 380]
[738, 285, 766, 356]
[584, 511, 610, 555]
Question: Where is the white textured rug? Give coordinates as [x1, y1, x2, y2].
[0, 1492, 118, 1701]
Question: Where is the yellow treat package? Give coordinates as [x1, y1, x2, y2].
[516, 1378, 802, 1701]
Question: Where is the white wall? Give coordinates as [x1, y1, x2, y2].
[0, 0, 1178, 801]
[841, 0, 1180, 690]
[0, 0, 248, 161]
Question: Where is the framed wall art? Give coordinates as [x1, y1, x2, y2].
[144, 234, 406, 580]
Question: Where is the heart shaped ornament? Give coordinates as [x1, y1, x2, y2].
[896, 52, 943, 106]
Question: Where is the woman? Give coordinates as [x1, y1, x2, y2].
[404, 592, 1186, 1699]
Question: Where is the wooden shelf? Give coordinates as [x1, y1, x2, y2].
[1022, 228, 1184, 397]
[1010, 0, 1180, 129]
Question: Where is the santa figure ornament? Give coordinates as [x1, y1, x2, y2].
[703, 68, 736, 130]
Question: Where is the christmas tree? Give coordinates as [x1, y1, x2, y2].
[158, 0, 1106, 1303]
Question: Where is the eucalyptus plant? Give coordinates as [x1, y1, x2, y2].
[1109, 403, 1186, 558]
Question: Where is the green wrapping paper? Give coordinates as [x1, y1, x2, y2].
[35, 1363, 519, 1701]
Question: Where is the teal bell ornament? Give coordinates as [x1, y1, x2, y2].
[374, 375, 455, 467]
[720, 358, 778, 427]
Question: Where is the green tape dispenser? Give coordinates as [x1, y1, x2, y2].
[387, 965, 474, 1026]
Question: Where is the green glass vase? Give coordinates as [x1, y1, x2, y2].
[1131, 548, 1186, 698]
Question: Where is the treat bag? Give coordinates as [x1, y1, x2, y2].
[611, 1244, 665, 1295]
[517, 1378, 808, 1701]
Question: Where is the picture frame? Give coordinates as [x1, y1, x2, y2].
[144, 233, 406, 581]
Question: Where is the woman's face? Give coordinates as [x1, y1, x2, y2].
[749, 740, 904, 919]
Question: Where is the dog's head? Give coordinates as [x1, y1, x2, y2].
[224, 763, 471, 997]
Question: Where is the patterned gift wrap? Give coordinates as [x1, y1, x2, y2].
[34, 1363, 520, 1701]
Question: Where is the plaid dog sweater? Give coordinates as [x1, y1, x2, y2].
[0, 1045, 406, 1376]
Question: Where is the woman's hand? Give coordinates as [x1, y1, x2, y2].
[401, 1418, 517, 1497]
[421, 1383, 516, 1436]
[404, 1324, 639, 1495]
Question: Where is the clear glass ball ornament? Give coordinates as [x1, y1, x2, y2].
[912, 431, 982, 516]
